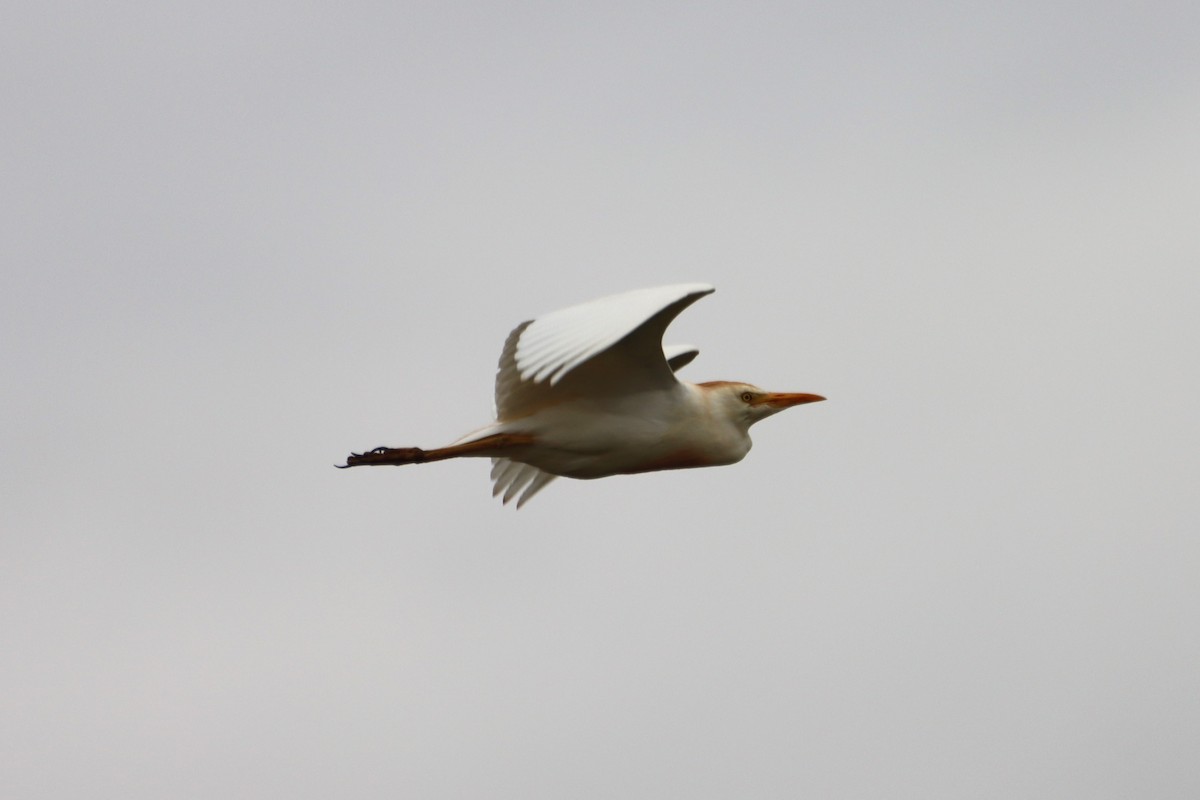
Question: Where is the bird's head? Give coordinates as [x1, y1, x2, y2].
[700, 381, 826, 430]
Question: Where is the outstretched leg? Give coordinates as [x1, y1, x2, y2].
[336, 433, 534, 468]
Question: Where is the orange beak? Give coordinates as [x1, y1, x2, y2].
[754, 392, 826, 409]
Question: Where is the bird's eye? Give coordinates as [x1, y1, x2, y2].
[740, 392, 754, 403]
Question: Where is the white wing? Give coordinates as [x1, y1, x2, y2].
[490, 458, 557, 508]
[514, 283, 715, 385]
[495, 283, 714, 421]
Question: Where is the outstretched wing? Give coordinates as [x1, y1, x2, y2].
[494, 283, 714, 421]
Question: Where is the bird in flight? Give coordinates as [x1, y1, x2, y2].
[339, 283, 824, 507]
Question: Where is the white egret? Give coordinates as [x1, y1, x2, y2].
[339, 284, 825, 507]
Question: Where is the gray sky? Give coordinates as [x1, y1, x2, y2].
[4, 2, 1199, 797]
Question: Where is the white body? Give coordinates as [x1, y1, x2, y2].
[473, 380, 753, 479]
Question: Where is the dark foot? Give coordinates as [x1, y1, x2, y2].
[336, 446, 428, 468]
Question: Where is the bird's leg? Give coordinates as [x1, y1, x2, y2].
[336, 433, 534, 469]
[336, 447, 429, 468]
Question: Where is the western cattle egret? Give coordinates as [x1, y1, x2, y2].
[339, 284, 824, 507]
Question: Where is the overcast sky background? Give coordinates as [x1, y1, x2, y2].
[4, 2, 1199, 797]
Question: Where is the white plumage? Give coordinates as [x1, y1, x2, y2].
[340, 284, 824, 507]
[512, 283, 714, 385]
